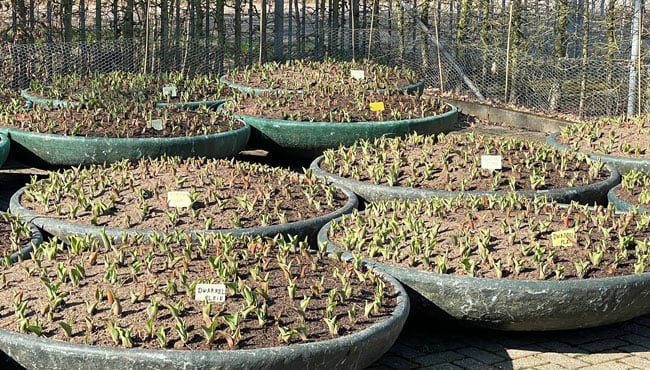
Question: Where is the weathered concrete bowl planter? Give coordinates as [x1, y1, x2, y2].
[0, 105, 250, 167]
[607, 170, 650, 213]
[0, 232, 409, 370]
[0, 132, 9, 168]
[546, 115, 650, 174]
[225, 90, 458, 157]
[311, 133, 620, 204]
[9, 156, 358, 242]
[318, 196, 650, 331]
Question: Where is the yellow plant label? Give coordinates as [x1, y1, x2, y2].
[551, 229, 576, 247]
[481, 155, 503, 170]
[149, 119, 164, 131]
[369, 102, 385, 112]
[195, 283, 226, 303]
[167, 191, 192, 208]
[162, 85, 177, 98]
[350, 69, 365, 80]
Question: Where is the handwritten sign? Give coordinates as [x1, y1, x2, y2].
[167, 191, 192, 208]
[162, 85, 177, 98]
[149, 119, 164, 131]
[350, 69, 365, 80]
[195, 283, 226, 303]
[369, 102, 385, 112]
[551, 229, 576, 247]
[481, 155, 503, 170]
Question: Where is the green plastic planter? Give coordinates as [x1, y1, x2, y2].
[10, 184, 358, 243]
[547, 132, 650, 175]
[0, 267, 408, 370]
[310, 156, 620, 205]
[0, 124, 250, 167]
[607, 184, 650, 213]
[2, 220, 42, 265]
[318, 217, 650, 331]
[235, 105, 459, 158]
[0, 133, 9, 168]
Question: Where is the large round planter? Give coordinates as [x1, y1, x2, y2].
[607, 184, 649, 213]
[318, 218, 650, 331]
[0, 265, 408, 370]
[220, 75, 425, 96]
[10, 185, 358, 243]
[0, 133, 9, 168]
[235, 105, 458, 157]
[0, 124, 250, 167]
[310, 155, 620, 204]
[3, 221, 42, 265]
[547, 132, 650, 175]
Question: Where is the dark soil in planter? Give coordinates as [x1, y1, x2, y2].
[611, 170, 650, 208]
[26, 71, 233, 106]
[555, 116, 650, 158]
[0, 212, 33, 264]
[318, 132, 610, 192]
[17, 156, 348, 231]
[226, 90, 450, 122]
[222, 58, 420, 92]
[326, 196, 650, 280]
[0, 105, 243, 138]
[0, 233, 398, 350]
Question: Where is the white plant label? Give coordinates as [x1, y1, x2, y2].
[167, 191, 192, 208]
[551, 229, 576, 247]
[480, 155, 503, 170]
[195, 283, 226, 303]
[350, 69, 365, 80]
[149, 119, 164, 131]
[162, 85, 177, 98]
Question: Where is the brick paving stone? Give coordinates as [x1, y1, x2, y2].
[537, 340, 582, 355]
[507, 354, 551, 368]
[456, 347, 509, 365]
[619, 355, 650, 369]
[534, 364, 569, 370]
[576, 362, 635, 370]
[505, 346, 547, 359]
[419, 364, 463, 370]
[389, 343, 432, 360]
[374, 355, 419, 370]
[534, 352, 591, 368]
[619, 334, 650, 348]
[617, 345, 650, 359]
[578, 339, 631, 352]
[413, 351, 465, 366]
[451, 357, 501, 370]
[576, 352, 629, 365]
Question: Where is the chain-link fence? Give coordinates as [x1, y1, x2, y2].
[1, 0, 648, 118]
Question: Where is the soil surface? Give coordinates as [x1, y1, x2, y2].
[556, 117, 650, 158]
[328, 198, 650, 280]
[17, 156, 349, 231]
[0, 213, 32, 260]
[0, 234, 397, 350]
[319, 132, 610, 192]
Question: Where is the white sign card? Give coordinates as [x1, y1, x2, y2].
[350, 69, 365, 80]
[195, 283, 226, 303]
[149, 119, 164, 131]
[162, 85, 178, 98]
[481, 155, 503, 170]
[167, 191, 192, 208]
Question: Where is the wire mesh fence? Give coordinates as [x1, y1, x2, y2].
[1, 0, 649, 119]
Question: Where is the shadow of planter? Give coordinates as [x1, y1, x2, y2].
[0, 124, 250, 167]
[235, 105, 459, 159]
[9, 185, 358, 243]
[2, 221, 42, 265]
[318, 217, 650, 331]
[310, 156, 620, 205]
[0, 267, 409, 370]
[547, 132, 650, 175]
[0, 133, 8, 168]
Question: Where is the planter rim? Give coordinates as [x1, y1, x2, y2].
[0, 132, 9, 167]
[310, 154, 621, 201]
[0, 122, 249, 143]
[232, 103, 457, 127]
[0, 263, 408, 369]
[9, 183, 359, 242]
[607, 183, 650, 213]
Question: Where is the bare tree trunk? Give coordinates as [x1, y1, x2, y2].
[62, 0, 73, 41]
[161, 0, 169, 70]
[274, 0, 284, 60]
[216, 0, 225, 72]
[578, 0, 590, 118]
[234, 0, 242, 66]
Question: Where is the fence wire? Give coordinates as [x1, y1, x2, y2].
[1, 0, 649, 118]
